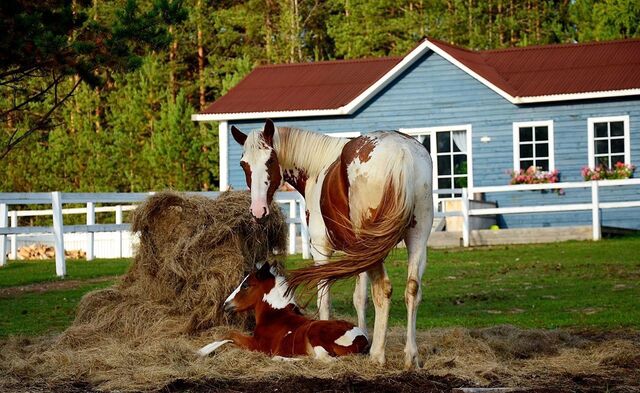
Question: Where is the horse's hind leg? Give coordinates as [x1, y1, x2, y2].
[367, 262, 392, 365]
[403, 195, 433, 369]
[353, 272, 368, 335]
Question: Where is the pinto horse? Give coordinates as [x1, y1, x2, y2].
[231, 119, 433, 368]
[198, 262, 369, 360]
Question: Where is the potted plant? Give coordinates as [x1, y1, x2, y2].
[582, 162, 636, 181]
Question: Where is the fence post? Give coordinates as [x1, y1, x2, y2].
[86, 202, 95, 261]
[115, 205, 123, 258]
[288, 201, 296, 255]
[51, 192, 66, 277]
[461, 188, 470, 247]
[10, 210, 17, 259]
[0, 203, 7, 266]
[591, 181, 601, 241]
[298, 198, 310, 259]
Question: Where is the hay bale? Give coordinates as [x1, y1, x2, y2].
[0, 191, 288, 391]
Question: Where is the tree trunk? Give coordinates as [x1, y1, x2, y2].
[169, 26, 177, 103]
[197, 0, 205, 110]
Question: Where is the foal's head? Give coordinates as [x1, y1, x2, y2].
[224, 262, 295, 313]
[231, 119, 283, 219]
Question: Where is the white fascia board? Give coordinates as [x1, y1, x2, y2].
[191, 109, 345, 122]
[515, 89, 640, 104]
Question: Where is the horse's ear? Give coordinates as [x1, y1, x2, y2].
[231, 126, 247, 146]
[256, 261, 272, 280]
[262, 119, 275, 146]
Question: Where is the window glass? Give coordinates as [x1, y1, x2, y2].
[516, 123, 552, 171]
[592, 118, 627, 169]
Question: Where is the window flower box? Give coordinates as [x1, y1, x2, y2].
[508, 166, 563, 195]
[582, 162, 636, 181]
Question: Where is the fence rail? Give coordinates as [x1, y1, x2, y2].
[0, 191, 309, 276]
[2, 179, 639, 277]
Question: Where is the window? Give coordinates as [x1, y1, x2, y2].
[587, 116, 630, 169]
[399, 125, 472, 199]
[513, 121, 554, 171]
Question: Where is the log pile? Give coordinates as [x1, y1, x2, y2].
[17, 244, 86, 260]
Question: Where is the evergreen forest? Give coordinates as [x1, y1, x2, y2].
[2, 0, 639, 192]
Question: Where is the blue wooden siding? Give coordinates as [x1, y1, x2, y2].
[226, 51, 640, 230]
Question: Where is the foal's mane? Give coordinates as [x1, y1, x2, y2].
[274, 127, 349, 175]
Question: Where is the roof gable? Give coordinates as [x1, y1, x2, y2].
[195, 38, 640, 121]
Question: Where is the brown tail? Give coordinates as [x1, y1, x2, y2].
[286, 169, 414, 294]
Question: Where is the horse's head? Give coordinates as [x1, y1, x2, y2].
[231, 119, 283, 219]
[224, 262, 295, 313]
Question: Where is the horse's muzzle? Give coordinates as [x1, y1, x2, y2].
[223, 301, 236, 313]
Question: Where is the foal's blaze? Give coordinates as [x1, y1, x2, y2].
[198, 263, 369, 360]
[232, 120, 283, 219]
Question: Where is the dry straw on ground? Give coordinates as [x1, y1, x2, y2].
[0, 191, 638, 392]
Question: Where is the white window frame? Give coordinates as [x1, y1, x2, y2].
[399, 124, 474, 200]
[512, 120, 555, 172]
[587, 115, 631, 169]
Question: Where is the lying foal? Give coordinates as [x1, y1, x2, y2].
[198, 262, 369, 361]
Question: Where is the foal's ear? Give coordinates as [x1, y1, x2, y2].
[231, 126, 247, 146]
[256, 261, 273, 280]
[262, 119, 275, 146]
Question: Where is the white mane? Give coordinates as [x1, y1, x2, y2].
[274, 127, 349, 176]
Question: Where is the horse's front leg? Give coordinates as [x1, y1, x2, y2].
[310, 241, 333, 320]
[353, 272, 368, 335]
[197, 331, 257, 356]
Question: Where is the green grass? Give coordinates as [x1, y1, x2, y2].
[0, 258, 131, 288]
[1, 237, 639, 337]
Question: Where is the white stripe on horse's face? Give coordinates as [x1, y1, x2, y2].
[240, 131, 282, 219]
[224, 274, 249, 306]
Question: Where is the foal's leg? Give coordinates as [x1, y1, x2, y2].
[403, 197, 433, 369]
[353, 272, 368, 335]
[367, 262, 392, 365]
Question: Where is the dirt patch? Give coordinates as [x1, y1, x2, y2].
[0, 277, 116, 298]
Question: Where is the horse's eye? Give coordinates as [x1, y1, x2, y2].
[241, 280, 250, 289]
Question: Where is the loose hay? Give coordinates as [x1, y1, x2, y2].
[0, 192, 638, 391]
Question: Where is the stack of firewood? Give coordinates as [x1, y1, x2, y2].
[17, 244, 86, 260]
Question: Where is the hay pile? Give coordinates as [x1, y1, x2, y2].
[0, 191, 289, 391]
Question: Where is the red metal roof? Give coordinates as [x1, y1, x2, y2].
[428, 38, 640, 98]
[201, 38, 640, 115]
[201, 57, 401, 115]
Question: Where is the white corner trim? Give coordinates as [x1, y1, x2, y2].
[587, 115, 631, 168]
[516, 89, 640, 104]
[218, 121, 229, 191]
[512, 120, 555, 171]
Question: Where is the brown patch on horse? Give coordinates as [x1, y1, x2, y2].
[283, 168, 308, 196]
[265, 150, 282, 204]
[406, 279, 419, 297]
[320, 159, 354, 250]
[343, 136, 377, 164]
[409, 214, 418, 228]
[305, 209, 310, 225]
[240, 161, 252, 188]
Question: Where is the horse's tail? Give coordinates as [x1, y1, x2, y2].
[286, 149, 416, 293]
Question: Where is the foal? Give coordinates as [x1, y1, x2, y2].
[198, 262, 369, 361]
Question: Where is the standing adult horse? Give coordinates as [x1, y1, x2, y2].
[231, 119, 433, 368]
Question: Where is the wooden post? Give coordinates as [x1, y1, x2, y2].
[115, 205, 123, 258]
[462, 188, 470, 247]
[0, 203, 7, 266]
[298, 198, 310, 259]
[86, 202, 95, 261]
[288, 201, 296, 255]
[10, 210, 17, 259]
[591, 181, 601, 241]
[51, 192, 66, 277]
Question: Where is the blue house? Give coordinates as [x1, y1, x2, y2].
[193, 38, 640, 230]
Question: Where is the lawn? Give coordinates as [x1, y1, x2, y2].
[1, 237, 639, 337]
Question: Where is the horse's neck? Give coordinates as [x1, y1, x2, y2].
[254, 302, 305, 327]
[274, 127, 348, 178]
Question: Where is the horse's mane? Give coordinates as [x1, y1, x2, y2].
[274, 127, 349, 175]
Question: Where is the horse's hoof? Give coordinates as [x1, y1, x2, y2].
[369, 351, 386, 366]
[404, 354, 423, 370]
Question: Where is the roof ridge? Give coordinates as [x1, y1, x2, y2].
[481, 37, 640, 54]
[256, 56, 402, 69]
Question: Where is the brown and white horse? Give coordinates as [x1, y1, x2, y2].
[198, 262, 369, 360]
[231, 119, 433, 368]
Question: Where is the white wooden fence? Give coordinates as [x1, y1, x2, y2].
[0, 191, 310, 276]
[2, 179, 639, 277]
